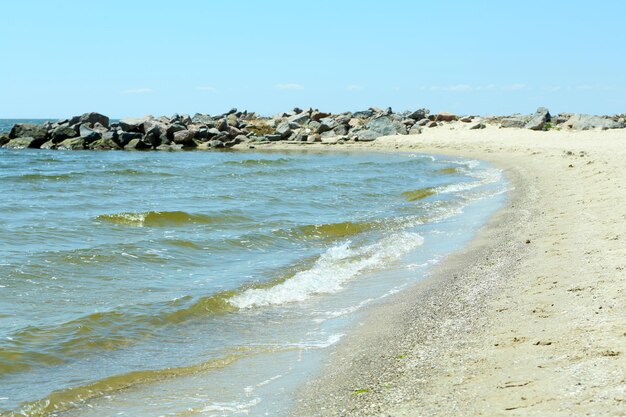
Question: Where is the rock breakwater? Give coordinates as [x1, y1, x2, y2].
[1, 107, 624, 150]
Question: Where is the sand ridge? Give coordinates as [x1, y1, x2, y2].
[250, 125, 626, 416]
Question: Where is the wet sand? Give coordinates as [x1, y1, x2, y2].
[242, 124, 626, 416]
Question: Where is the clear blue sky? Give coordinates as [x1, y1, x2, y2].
[1, 0, 625, 118]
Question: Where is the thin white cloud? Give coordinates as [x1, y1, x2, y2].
[276, 83, 304, 90]
[445, 84, 473, 92]
[123, 88, 153, 94]
[196, 86, 216, 92]
[502, 83, 527, 91]
[544, 86, 562, 92]
[346, 84, 364, 91]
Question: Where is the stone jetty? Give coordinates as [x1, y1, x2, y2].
[1, 107, 624, 150]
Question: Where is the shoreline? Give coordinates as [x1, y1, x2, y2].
[263, 126, 626, 415]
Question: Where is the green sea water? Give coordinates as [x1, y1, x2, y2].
[0, 147, 507, 416]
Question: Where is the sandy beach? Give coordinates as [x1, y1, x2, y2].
[251, 125, 626, 416]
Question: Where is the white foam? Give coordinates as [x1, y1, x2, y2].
[436, 167, 502, 194]
[199, 397, 261, 414]
[229, 232, 424, 309]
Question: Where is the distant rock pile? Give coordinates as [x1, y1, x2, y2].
[1, 107, 624, 150]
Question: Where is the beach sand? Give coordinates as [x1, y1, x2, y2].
[242, 125, 626, 416]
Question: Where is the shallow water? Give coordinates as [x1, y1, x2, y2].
[0, 148, 507, 416]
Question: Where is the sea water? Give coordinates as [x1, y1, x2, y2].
[0, 145, 507, 416]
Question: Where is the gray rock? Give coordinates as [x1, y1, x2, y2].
[172, 130, 196, 146]
[275, 122, 292, 139]
[407, 109, 428, 120]
[57, 137, 86, 150]
[500, 117, 526, 128]
[318, 117, 338, 134]
[40, 140, 56, 150]
[79, 125, 102, 142]
[216, 118, 228, 132]
[564, 114, 624, 130]
[333, 125, 348, 136]
[143, 131, 162, 148]
[311, 111, 331, 122]
[207, 128, 221, 137]
[460, 116, 473, 123]
[9, 124, 48, 143]
[70, 112, 110, 128]
[191, 113, 214, 125]
[353, 109, 374, 118]
[0, 133, 10, 147]
[89, 138, 121, 150]
[525, 107, 551, 130]
[288, 112, 310, 125]
[118, 132, 143, 146]
[124, 138, 151, 150]
[208, 139, 225, 148]
[3, 137, 43, 149]
[470, 123, 487, 130]
[119, 117, 147, 133]
[415, 118, 430, 126]
[227, 125, 244, 138]
[364, 116, 398, 136]
[51, 125, 78, 143]
[143, 120, 168, 138]
[409, 126, 423, 135]
[166, 123, 186, 138]
[402, 118, 416, 126]
[356, 130, 380, 141]
[265, 134, 283, 141]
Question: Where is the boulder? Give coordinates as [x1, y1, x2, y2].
[207, 139, 225, 148]
[89, 137, 121, 150]
[79, 125, 102, 142]
[353, 109, 374, 118]
[275, 122, 292, 139]
[51, 125, 78, 143]
[356, 130, 380, 141]
[318, 117, 338, 133]
[409, 126, 423, 135]
[172, 130, 196, 146]
[40, 140, 56, 150]
[57, 137, 86, 150]
[143, 131, 162, 147]
[265, 134, 283, 141]
[191, 113, 214, 125]
[407, 108, 428, 120]
[118, 132, 143, 146]
[500, 117, 526, 128]
[0, 133, 10, 147]
[287, 112, 310, 125]
[227, 125, 244, 138]
[119, 117, 147, 133]
[9, 123, 48, 143]
[70, 112, 109, 128]
[460, 116, 473, 123]
[470, 123, 487, 130]
[4, 137, 44, 149]
[166, 123, 186, 138]
[307, 133, 321, 143]
[311, 111, 331, 122]
[525, 107, 551, 130]
[364, 116, 398, 136]
[564, 114, 624, 130]
[124, 138, 152, 150]
[433, 112, 457, 122]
